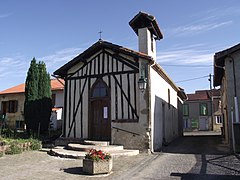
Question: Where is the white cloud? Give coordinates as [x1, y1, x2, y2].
[0, 46, 84, 90]
[171, 21, 232, 36]
[156, 44, 214, 65]
[0, 13, 12, 19]
[166, 5, 239, 37]
[39, 47, 84, 73]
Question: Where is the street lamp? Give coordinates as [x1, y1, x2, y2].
[138, 75, 147, 92]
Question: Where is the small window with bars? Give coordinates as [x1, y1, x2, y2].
[216, 116, 222, 124]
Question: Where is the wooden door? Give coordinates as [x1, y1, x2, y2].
[90, 99, 110, 140]
[89, 79, 110, 140]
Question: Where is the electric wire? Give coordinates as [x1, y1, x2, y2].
[175, 75, 209, 83]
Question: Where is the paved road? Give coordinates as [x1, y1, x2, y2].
[0, 135, 239, 179]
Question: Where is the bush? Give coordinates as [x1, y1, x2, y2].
[0, 137, 42, 156]
[5, 141, 22, 155]
[1, 128, 15, 138]
[29, 139, 42, 150]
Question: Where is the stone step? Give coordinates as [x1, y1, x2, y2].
[67, 143, 124, 152]
[83, 140, 110, 146]
[49, 146, 139, 159]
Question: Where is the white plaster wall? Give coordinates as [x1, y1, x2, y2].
[54, 90, 64, 107]
[150, 67, 179, 151]
[138, 28, 156, 60]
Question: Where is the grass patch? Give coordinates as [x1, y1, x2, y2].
[0, 151, 3, 157]
[0, 137, 42, 156]
[5, 141, 22, 155]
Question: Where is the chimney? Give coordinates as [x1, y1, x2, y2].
[129, 11, 163, 61]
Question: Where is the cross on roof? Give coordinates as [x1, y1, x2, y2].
[98, 30, 103, 40]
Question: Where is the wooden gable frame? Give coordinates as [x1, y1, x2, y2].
[54, 41, 150, 137]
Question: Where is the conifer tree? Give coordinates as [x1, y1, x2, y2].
[24, 58, 39, 133]
[38, 61, 52, 132]
[24, 58, 52, 134]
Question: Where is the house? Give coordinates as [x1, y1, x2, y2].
[183, 89, 222, 132]
[54, 11, 187, 152]
[214, 43, 240, 151]
[0, 79, 64, 130]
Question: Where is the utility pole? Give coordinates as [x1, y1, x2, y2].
[208, 73, 213, 131]
[208, 74, 212, 90]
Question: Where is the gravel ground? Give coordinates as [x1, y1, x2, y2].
[0, 135, 239, 180]
[0, 149, 151, 180]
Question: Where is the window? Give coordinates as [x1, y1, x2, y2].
[216, 116, 222, 124]
[200, 103, 208, 116]
[9, 100, 18, 113]
[92, 80, 108, 97]
[183, 104, 189, 116]
[151, 34, 154, 52]
[1, 101, 8, 114]
[16, 120, 24, 129]
[1, 100, 18, 113]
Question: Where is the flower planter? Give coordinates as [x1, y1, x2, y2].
[83, 158, 113, 175]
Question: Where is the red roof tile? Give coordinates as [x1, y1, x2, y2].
[52, 107, 62, 111]
[187, 89, 220, 101]
[0, 79, 64, 95]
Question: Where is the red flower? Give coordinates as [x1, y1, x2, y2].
[85, 149, 111, 161]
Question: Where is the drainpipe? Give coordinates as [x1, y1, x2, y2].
[232, 57, 240, 123]
[231, 107, 236, 153]
[228, 55, 239, 153]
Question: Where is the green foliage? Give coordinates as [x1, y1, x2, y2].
[38, 62, 51, 99]
[0, 137, 42, 156]
[29, 138, 42, 150]
[1, 128, 15, 138]
[0, 151, 3, 157]
[24, 58, 52, 134]
[5, 141, 22, 155]
[25, 58, 39, 102]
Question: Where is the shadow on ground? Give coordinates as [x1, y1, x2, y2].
[162, 135, 229, 155]
[163, 135, 240, 179]
[170, 172, 240, 180]
[63, 167, 84, 175]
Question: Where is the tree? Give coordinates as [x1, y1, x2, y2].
[38, 61, 52, 132]
[24, 58, 52, 135]
[24, 58, 39, 134]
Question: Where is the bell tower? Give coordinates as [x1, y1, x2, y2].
[129, 11, 163, 61]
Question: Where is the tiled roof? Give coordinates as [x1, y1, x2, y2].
[187, 89, 220, 101]
[0, 79, 64, 95]
[214, 43, 240, 86]
[52, 107, 62, 111]
[54, 40, 153, 77]
[129, 11, 163, 40]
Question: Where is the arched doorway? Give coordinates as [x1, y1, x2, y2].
[89, 79, 111, 140]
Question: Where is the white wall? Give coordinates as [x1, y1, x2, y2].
[138, 28, 156, 61]
[150, 66, 179, 151]
[54, 90, 64, 107]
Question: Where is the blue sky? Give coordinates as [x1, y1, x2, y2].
[0, 0, 240, 93]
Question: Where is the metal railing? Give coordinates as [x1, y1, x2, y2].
[112, 126, 141, 136]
